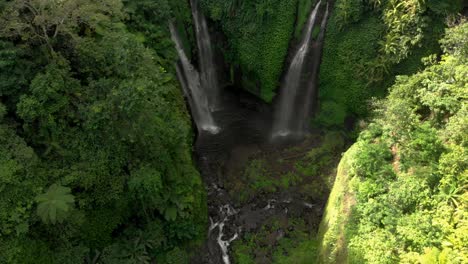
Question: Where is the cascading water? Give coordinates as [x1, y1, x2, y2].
[209, 204, 239, 264]
[174, 1, 331, 263]
[296, 3, 330, 133]
[170, 23, 220, 134]
[271, 1, 322, 139]
[191, 0, 221, 111]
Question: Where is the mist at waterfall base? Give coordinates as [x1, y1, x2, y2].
[271, 1, 329, 140]
[169, 0, 222, 135]
[170, 25, 220, 134]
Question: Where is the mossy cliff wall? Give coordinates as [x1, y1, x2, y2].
[316, 0, 460, 128]
[199, 0, 456, 121]
[317, 145, 357, 263]
[200, 0, 315, 102]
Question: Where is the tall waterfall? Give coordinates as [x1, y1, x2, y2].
[271, 1, 322, 138]
[191, 0, 221, 111]
[170, 23, 220, 134]
[296, 3, 330, 134]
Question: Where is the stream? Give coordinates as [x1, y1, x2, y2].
[189, 90, 326, 263]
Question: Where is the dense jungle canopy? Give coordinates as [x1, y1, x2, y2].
[0, 0, 466, 263]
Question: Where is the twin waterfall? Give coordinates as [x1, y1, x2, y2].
[170, 0, 221, 134]
[171, 1, 330, 263]
[172, 0, 329, 140]
[272, 1, 329, 139]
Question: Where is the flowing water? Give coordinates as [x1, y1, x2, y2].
[171, 1, 332, 263]
[191, 0, 221, 111]
[209, 204, 239, 264]
[271, 1, 322, 139]
[192, 102, 325, 263]
[296, 3, 330, 133]
[170, 23, 220, 134]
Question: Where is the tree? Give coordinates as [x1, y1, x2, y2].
[0, 0, 124, 54]
[0, 0, 203, 262]
[35, 184, 75, 225]
[343, 20, 468, 263]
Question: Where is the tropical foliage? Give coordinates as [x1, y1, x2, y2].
[319, 20, 468, 263]
[0, 0, 205, 263]
[200, 0, 314, 101]
[317, 0, 462, 128]
[35, 184, 75, 225]
[1, 0, 466, 263]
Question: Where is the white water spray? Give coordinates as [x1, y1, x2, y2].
[170, 23, 220, 134]
[191, 0, 221, 111]
[272, 1, 322, 138]
[209, 205, 240, 264]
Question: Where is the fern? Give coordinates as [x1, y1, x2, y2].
[35, 184, 75, 225]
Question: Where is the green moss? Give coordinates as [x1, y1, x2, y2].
[295, 131, 345, 183]
[316, 145, 357, 264]
[229, 159, 299, 203]
[232, 218, 318, 264]
[275, 239, 319, 264]
[318, 13, 384, 127]
[201, 0, 298, 102]
[311, 25, 321, 40]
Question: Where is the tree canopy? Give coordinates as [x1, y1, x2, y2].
[0, 0, 206, 263]
[320, 20, 468, 263]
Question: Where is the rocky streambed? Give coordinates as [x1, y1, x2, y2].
[189, 89, 342, 264]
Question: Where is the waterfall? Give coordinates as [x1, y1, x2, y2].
[191, 0, 221, 111]
[170, 23, 220, 134]
[296, 3, 330, 134]
[271, 1, 322, 139]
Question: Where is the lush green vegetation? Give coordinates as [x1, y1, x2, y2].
[233, 217, 320, 264]
[0, 0, 206, 263]
[319, 20, 467, 263]
[200, 0, 315, 101]
[123, 0, 195, 66]
[1, 0, 466, 263]
[317, 0, 462, 128]
[225, 132, 345, 206]
[224, 132, 346, 263]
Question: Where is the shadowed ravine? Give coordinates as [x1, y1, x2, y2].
[1, 0, 463, 263]
[191, 91, 326, 263]
[172, 2, 332, 263]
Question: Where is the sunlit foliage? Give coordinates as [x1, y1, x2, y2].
[317, 0, 461, 128]
[343, 21, 467, 263]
